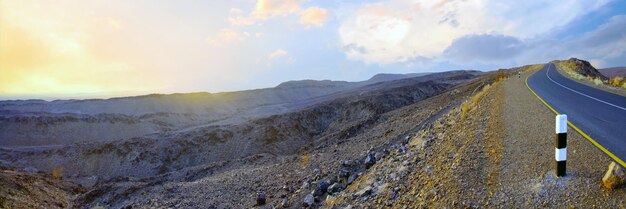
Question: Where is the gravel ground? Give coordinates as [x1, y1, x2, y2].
[325, 67, 625, 208]
[493, 69, 626, 207]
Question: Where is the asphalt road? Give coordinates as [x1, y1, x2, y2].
[527, 63, 626, 163]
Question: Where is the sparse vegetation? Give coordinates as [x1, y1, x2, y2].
[52, 167, 64, 180]
[593, 78, 604, 86]
[461, 83, 493, 121]
[299, 153, 310, 168]
[609, 76, 626, 89]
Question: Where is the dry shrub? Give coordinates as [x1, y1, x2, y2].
[52, 167, 64, 180]
[593, 78, 603, 86]
[461, 84, 493, 121]
[460, 103, 470, 121]
[299, 153, 310, 168]
[609, 77, 624, 87]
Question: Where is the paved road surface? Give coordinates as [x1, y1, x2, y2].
[527, 63, 626, 164]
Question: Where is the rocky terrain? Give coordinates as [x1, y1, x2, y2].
[1, 70, 481, 208]
[325, 65, 625, 208]
[1, 62, 623, 208]
[0, 166, 84, 209]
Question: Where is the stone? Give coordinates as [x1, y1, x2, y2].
[281, 198, 289, 208]
[341, 160, 351, 167]
[23, 166, 39, 173]
[328, 182, 345, 194]
[338, 168, 350, 179]
[602, 162, 625, 190]
[303, 194, 315, 207]
[256, 192, 266, 205]
[348, 173, 358, 185]
[374, 152, 383, 161]
[318, 180, 330, 193]
[399, 146, 407, 153]
[365, 153, 376, 168]
[301, 181, 309, 190]
[354, 185, 372, 197]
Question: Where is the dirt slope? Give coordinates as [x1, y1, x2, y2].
[0, 167, 84, 209]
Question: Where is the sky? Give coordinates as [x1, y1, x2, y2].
[1, 0, 626, 100]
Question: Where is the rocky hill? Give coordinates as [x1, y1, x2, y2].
[552, 58, 608, 80]
[0, 70, 482, 208]
[0, 73, 431, 146]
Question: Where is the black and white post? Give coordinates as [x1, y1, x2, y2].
[555, 114, 567, 177]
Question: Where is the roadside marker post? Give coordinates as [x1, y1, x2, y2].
[555, 114, 567, 177]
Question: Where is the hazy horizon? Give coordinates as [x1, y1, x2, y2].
[2, 0, 626, 100]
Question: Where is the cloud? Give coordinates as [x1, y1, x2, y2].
[230, 0, 302, 26]
[576, 15, 626, 60]
[230, 0, 330, 29]
[230, 8, 243, 14]
[268, 49, 288, 59]
[338, 0, 612, 64]
[253, 0, 302, 18]
[299, 7, 331, 27]
[443, 34, 524, 63]
[206, 29, 245, 46]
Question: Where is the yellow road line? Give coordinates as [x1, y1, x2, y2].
[525, 68, 626, 168]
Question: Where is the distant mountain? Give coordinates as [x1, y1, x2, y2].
[600, 67, 626, 78]
[0, 72, 434, 146]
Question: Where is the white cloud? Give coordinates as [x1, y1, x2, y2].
[268, 49, 288, 59]
[230, 8, 243, 14]
[206, 29, 245, 46]
[300, 7, 331, 27]
[253, 0, 302, 18]
[230, 0, 302, 26]
[230, 0, 331, 29]
[338, 0, 612, 64]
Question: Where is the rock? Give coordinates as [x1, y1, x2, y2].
[602, 162, 625, 190]
[399, 146, 407, 153]
[348, 173, 358, 185]
[256, 192, 266, 205]
[328, 182, 345, 194]
[281, 198, 289, 208]
[301, 181, 309, 190]
[354, 186, 372, 197]
[326, 195, 333, 201]
[23, 166, 39, 173]
[303, 194, 315, 207]
[338, 168, 350, 179]
[318, 180, 330, 193]
[375, 152, 383, 161]
[365, 153, 376, 168]
[341, 160, 351, 167]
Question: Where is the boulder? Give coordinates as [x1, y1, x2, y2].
[303, 194, 315, 207]
[347, 173, 358, 185]
[328, 182, 345, 194]
[354, 185, 372, 197]
[338, 168, 350, 179]
[317, 180, 330, 193]
[256, 192, 266, 205]
[365, 153, 376, 168]
[281, 198, 289, 208]
[602, 162, 625, 190]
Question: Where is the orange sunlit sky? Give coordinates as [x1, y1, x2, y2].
[2, 0, 626, 100]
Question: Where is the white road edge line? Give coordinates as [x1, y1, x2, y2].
[545, 64, 626, 111]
